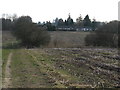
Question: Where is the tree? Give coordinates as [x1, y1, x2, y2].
[11, 14, 18, 21]
[85, 21, 118, 47]
[76, 14, 83, 26]
[58, 18, 64, 26]
[12, 16, 50, 48]
[65, 20, 68, 26]
[83, 15, 91, 27]
[2, 18, 5, 30]
[2, 18, 13, 30]
[66, 13, 74, 26]
[46, 21, 56, 31]
[91, 18, 97, 30]
[54, 18, 59, 26]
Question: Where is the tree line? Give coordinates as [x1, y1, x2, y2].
[1, 14, 105, 31]
[85, 20, 119, 48]
[1, 14, 119, 48]
[40, 14, 105, 31]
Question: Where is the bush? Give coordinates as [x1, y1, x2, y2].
[85, 33, 97, 46]
[85, 21, 119, 47]
[12, 16, 50, 48]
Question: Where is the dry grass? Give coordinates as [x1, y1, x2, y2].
[48, 31, 90, 48]
[2, 31, 16, 44]
[2, 31, 90, 48]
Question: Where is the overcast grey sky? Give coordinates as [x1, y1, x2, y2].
[0, 0, 119, 23]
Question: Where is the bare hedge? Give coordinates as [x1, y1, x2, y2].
[85, 21, 119, 47]
[12, 16, 50, 48]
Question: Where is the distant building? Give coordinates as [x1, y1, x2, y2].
[56, 26, 93, 31]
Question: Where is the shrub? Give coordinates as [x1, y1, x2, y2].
[85, 21, 119, 47]
[85, 33, 97, 46]
[12, 16, 50, 48]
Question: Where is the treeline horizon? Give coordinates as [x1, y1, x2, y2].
[1, 13, 118, 31]
[1, 14, 119, 48]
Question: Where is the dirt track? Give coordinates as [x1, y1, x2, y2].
[3, 52, 12, 88]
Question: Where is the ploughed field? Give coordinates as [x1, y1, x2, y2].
[2, 48, 120, 88]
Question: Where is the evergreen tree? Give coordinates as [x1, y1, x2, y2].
[66, 13, 74, 26]
[83, 15, 91, 27]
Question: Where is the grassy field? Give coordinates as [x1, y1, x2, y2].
[2, 49, 11, 79]
[2, 31, 90, 48]
[48, 31, 89, 48]
[2, 31, 120, 88]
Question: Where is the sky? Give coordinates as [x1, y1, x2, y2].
[0, 0, 119, 23]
